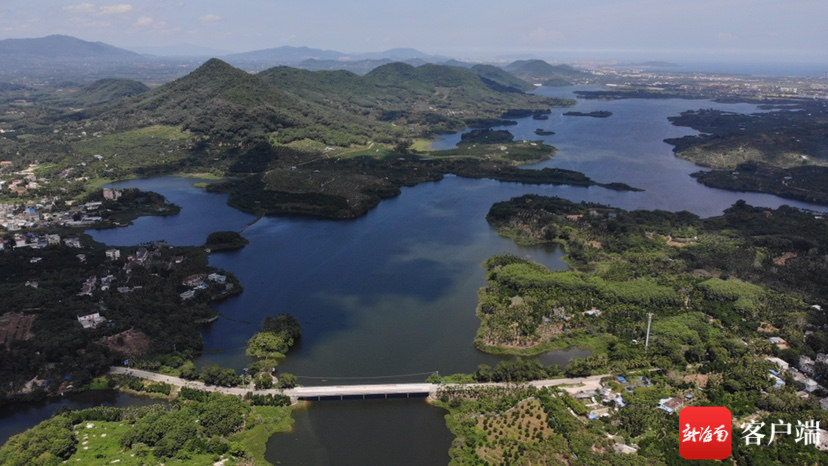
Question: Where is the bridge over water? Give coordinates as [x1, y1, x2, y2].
[109, 367, 607, 403]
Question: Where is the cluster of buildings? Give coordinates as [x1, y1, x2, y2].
[585, 66, 828, 101]
[3, 231, 83, 250]
[1, 169, 40, 196]
[179, 272, 228, 301]
[0, 175, 127, 232]
[766, 355, 824, 396]
[0, 197, 114, 231]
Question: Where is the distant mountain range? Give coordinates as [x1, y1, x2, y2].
[0, 35, 143, 63]
[223, 45, 446, 65]
[86, 57, 556, 141]
[221, 46, 453, 74]
[0, 35, 592, 84]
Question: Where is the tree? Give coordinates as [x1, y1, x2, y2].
[197, 396, 247, 437]
[393, 139, 413, 153]
[262, 314, 301, 342]
[0, 415, 76, 465]
[246, 332, 289, 359]
[200, 365, 240, 387]
[254, 372, 273, 389]
[618, 403, 659, 438]
[179, 361, 199, 380]
[278, 372, 297, 389]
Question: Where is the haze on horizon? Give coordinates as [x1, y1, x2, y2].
[0, 0, 826, 65]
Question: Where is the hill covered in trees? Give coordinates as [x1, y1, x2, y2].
[1, 58, 630, 220]
[504, 60, 594, 86]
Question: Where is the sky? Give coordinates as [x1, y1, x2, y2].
[0, 0, 826, 64]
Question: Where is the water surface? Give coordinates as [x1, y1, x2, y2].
[265, 399, 453, 466]
[68, 87, 828, 463]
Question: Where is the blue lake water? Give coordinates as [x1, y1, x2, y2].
[6, 86, 823, 462]
[88, 88, 823, 386]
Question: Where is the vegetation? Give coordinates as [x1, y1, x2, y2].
[666, 104, 828, 169]
[230, 405, 294, 465]
[504, 60, 593, 87]
[435, 385, 657, 464]
[469, 64, 536, 92]
[208, 145, 638, 219]
[258, 62, 568, 135]
[0, 232, 242, 402]
[692, 162, 828, 205]
[662, 102, 828, 204]
[0, 391, 293, 465]
[450, 192, 828, 461]
[563, 111, 613, 118]
[205, 230, 249, 251]
[0, 58, 631, 221]
[460, 128, 515, 144]
[246, 314, 301, 384]
[0, 414, 77, 465]
[475, 194, 828, 442]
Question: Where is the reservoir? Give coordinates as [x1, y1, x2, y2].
[5, 86, 825, 463]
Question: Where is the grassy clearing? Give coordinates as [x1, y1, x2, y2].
[68, 421, 220, 465]
[230, 406, 294, 466]
[87, 377, 111, 390]
[410, 138, 434, 151]
[75, 125, 190, 155]
[474, 332, 608, 357]
[173, 171, 225, 180]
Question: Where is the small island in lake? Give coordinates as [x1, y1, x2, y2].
[460, 128, 515, 144]
[205, 230, 249, 251]
[534, 129, 555, 136]
[563, 110, 612, 118]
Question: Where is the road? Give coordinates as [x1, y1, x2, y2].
[109, 367, 609, 401]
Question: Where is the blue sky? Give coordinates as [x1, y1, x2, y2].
[1, 0, 826, 63]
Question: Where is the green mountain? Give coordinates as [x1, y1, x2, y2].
[95, 58, 381, 144]
[470, 64, 535, 92]
[70, 78, 150, 106]
[259, 62, 560, 132]
[504, 60, 592, 86]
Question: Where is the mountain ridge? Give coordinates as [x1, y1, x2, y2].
[0, 34, 143, 61]
[504, 59, 592, 86]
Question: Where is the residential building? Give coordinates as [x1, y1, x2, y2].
[658, 397, 684, 414]
[77, 312, 106, 329]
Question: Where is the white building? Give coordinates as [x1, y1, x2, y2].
[77, 312, 106, 329]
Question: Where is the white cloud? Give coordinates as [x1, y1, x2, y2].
[200, 14, 221, 23]
[101, 4, 134, 15]
[64, 3, 96, 13]
[135, 16, 154, 27]
[63, 3, 133, 16]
